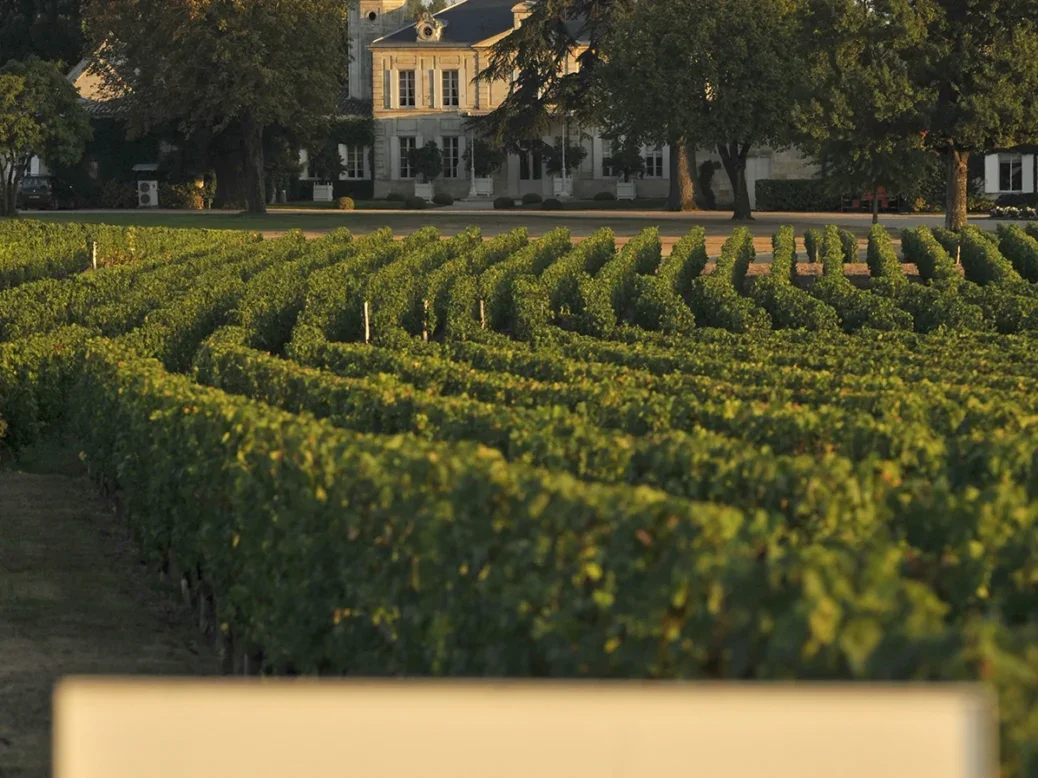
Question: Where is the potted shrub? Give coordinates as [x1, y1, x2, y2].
[604, 137, 645, 201]
[408, 141, 442, 200]
[544, 137, 587, 199]
[463, 138, 506, 197]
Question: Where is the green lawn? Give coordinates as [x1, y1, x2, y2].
[0, 441, 219, 778]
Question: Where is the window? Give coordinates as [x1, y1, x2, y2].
[399, 70, 416, 108]
[601, 139, 615, 178]
[644, 146, 665, 178]
[443, 70, 460, 108]
[1000, 155, 1023, 192]
[343, 145, 365, 180]
[399, 136, 416, 179]
[442, 137, 460, 178]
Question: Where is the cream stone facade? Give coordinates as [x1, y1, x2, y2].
[325, 0, 818, 203]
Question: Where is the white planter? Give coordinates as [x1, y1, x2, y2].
[616, 181, 636, 201]
[553, 177, 574, 198]
[312, 183, 334, 203]
[474, 178, 494, 197]
[414, 182, 434, 200]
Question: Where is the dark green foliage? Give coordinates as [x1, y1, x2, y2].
[960, 227, 1023, 286]
[755, 179, 840, 211]
[866, 225, 907, 286]
[997, 224, 1038, 282]
[753, 226, 839, 331]
[494, 197, 516, 209]
[432, 192, 454, 206]
[522, 193, 543, 205]
[804, 228, 823, 263]
[689, 229, 771, 333]
[593, 191, 617, 201]
[406, 196, 427, 210]
[901, 228, 961, 284]
[542, 198, 563, 211]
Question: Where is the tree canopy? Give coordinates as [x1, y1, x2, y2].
[0, 55, 91, 215]
[600, 0, 802, 219]
[0, 0, 85, 66]
[796, 0, 935, 223]
[914, 0, 1038, 229]
[83, 0, 350, 212]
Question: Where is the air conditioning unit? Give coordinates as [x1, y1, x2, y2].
[137, 180, 159, 208]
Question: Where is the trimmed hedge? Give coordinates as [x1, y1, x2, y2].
[658, 227, 708, 304]
[752, 226, 839, 331]
[960, 227, 1024, 286]
[901, 228, 961, 285]
[576, 227, 661, 336]
[804, 228, 823, 264]
[997, 224, 1038, 282]
[689, 228, 771, 333]
[755, 179, 840, 212]
[494, 197, 516, 210]
[809, 227, 912, 333]
[866, 225, 907, 286]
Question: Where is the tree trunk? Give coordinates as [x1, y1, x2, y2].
[872, 183, 880, 225]
[241, 111, 267, 214]
[666, 137, 698, 212]
[718, 142, 753, 220]
[945, 147, 970, 231]
[690, 146, 709, 210]
[2, 166, 19, 217]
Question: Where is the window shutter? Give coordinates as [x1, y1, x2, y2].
[662, 145, 672, 179]
[383, 69, 391, 109]
[592, 135, 604, 179]
[429, 70, 436, 108]
[298, 149, 309, 178]
[338, 144, 347, 180]
[1023, 154, 1035, 194]
[460, 62, 468, 108]
[985, 154, 999, 194]
[390, 69, 399, 109]
[363, 145, 371, 180]
[390, 137, 400, 179]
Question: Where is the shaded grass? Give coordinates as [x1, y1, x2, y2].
[0, 440, 218, 778]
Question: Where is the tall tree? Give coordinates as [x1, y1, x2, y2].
[473, 0, 702, 211]
[0, 0, 85, 65]
[796, 0, 935, 224]
[0, 56, 91, 215]
[83, 0, 349, 213]
[917, 0, 1038, 230]
[599, 0, 802, 219]
[595, 0, 709, 211]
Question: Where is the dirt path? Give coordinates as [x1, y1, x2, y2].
[0, 444, 218, 778]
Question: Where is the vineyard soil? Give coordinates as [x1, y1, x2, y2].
[0, 442, 218, 778]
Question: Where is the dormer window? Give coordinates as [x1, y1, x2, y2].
[415, 11, 446, 42]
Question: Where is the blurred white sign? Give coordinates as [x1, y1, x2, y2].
[54, 680, 996, 778]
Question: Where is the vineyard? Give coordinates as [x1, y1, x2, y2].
[2, 219, 1038, 774]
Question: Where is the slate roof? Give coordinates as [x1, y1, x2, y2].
[372, 0, 587, 48]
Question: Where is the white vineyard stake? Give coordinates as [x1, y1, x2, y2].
[423, 299, 430, 342]
[363, 301, 371, 344]
[479, 300, 486, 330]
[91, 241, 97, 270]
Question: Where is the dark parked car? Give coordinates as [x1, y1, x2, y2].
[16, 176, 81, 211]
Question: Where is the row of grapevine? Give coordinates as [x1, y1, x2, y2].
[1, 221, 1036, 775]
